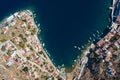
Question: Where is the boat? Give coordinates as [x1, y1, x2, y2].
[89, 37, 92, 40]
[74, 46, 77, 48]
[93, 33, 96, 37]
[78, 47, 81, 50]
[43, 43, 45, 47]
[82, 46, 84, 49]
[97, 30, 99, 34]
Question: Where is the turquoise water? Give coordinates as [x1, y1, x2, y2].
[0, 0, 112, 67]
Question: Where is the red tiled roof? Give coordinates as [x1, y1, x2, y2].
[117, 15, 120, 22]
[3, 54, 11, 60]
[95, 49, 100, 54]
[108, 47, 114, 53]
[97, 39, 104, 46]
[104, 32, 113, 40]
[117, 38, 120, 43]
[102, 46, 107, 51]
[117, 32, 120, 35]
[52, 71, 57, 77]
[2, 27, 8, 33]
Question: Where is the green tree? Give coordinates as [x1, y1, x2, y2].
[26, 57, 30, 60]
[1, 46, 6, 51]
[19, 42, 24, 48]
[35, 78, 39, 80]
[39, 51, 43, 54]
[52, 77, 54, 80]
[0, 39, 6, 42]
[30, 46, 33, 51]
[7, 50, 11, 56]
[12, 32, 15, 37]
[22, 67, 28, 72]
[22, 19, 27, 22]
[23, 38, 27, 42]
[19, 34, 23, 38]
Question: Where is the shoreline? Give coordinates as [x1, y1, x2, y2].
[29, 9, 59, 70]
[30, 10, 57, 66]
[28, 9, 92, 79]
[66, 0, 116, 79]
[0, 0, 114, 79]
[27, 0, 118, 79]
[31, 10, 58, 68]
[24, 0, 113, 70]
[80, 0, 120, 79]
[28, 10, 67, 79]
[65, 42, 92, 72]
[28, 0, 118, 79]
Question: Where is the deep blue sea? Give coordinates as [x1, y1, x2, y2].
[0, 0, 111, 67]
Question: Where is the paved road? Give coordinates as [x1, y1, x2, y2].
[78, 57, 88, 79]
[77, 45, 91, 80]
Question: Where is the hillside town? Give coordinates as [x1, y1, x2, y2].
[0, 10, 66, 80]
[80, 0, 120, 79]
[63, 0, 120, 80]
